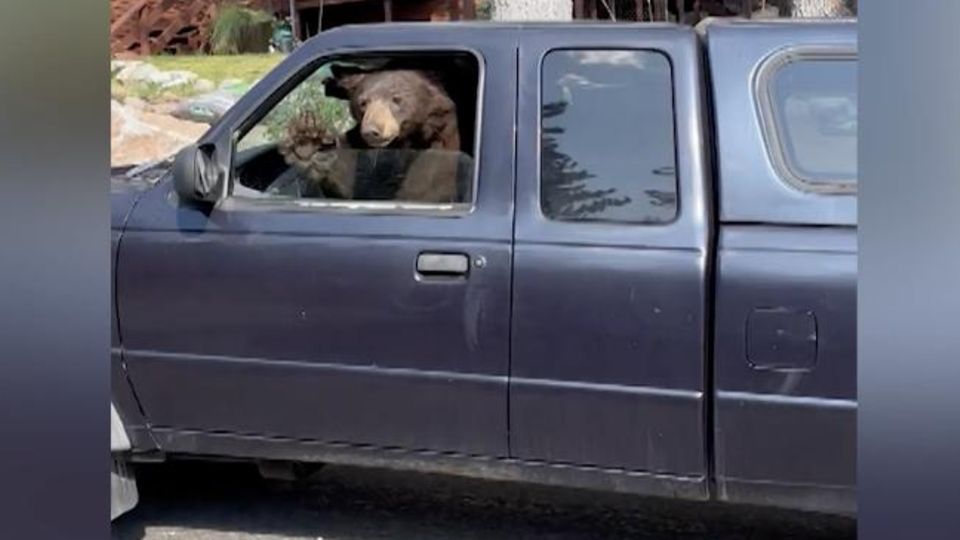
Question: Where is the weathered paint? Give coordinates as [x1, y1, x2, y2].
[111, 20, 857, 516]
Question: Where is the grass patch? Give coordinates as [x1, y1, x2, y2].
[143, 53, 283, 85]
[111, 53, 284, 104]
[111, 79, 199, 103]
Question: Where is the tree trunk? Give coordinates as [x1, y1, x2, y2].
[491, 0, 573, 21]
[789, 0, 852, 17]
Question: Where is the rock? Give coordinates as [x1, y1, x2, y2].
[124, 97, 147, 110]
[115, 63, 198, 89]
[111, 59, 143, 78]
[111, 98, 208, 167]
[111, 99, 158, 139]
[170, 90, 240, 124]
[156, 69, 198, 89]
[148, 101, 179, 116]
[193, 78, 216, 93]
[111, 82, 128, 101]
[115, 62, 162, 84]
[219, 78, 245, 90]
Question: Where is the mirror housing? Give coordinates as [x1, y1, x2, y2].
[173, 143, 223, 204]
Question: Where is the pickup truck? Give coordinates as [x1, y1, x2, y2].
[110, 18, 857, 520]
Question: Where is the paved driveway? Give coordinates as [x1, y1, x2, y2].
[111, 461, 855, 540]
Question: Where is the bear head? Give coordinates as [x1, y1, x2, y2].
[324, 65, 459, 151]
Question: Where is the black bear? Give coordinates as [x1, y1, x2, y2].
[277, 65, 468, 203]
[323, 66, 461, 152]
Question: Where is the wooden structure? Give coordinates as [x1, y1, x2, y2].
[288, 1, 778, 39]
[110, 0, 274, 56]
[110, 0, 809, 57]
[287, 0, 477, 39]
[110, 0, 477, 55]
[572, 1, 787, 23]
[112, 0, 210, 56]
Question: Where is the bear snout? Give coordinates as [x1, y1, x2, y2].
[360, 99, 400, 147]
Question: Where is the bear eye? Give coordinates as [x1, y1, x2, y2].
[358, 98, 369, 109]
[392, 95, 403, 106]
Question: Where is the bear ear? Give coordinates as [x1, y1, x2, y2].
[324, 64, 365, 100]
[416, 69, 445, 87]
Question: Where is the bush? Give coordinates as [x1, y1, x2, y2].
[476, 0, 493, 19]
[259, 67, 355, 142]
[210, 5, 274, 55]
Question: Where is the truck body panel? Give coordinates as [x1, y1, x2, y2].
[707, 22, 857, 514]
[118, 29, 519, 458]
[110, 20, 857, 516]
[510, 26, 710, 477]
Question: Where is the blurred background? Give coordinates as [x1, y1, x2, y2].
[109, 0, 856, 168]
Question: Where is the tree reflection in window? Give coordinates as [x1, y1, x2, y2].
[540, 49, 678, 224]
[541, 100, 632, 219]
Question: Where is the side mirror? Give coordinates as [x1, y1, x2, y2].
[173, 143, 223, 204]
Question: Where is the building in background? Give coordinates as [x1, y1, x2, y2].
[110, 1, 481, 56]
[110, 0, 273, 56]
[109, 0, 854, 57]
[285, 0, 479, 40]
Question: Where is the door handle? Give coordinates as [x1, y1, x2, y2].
[416, 253, 470, 276]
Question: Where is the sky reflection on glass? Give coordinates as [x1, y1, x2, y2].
[541, 50, 678, 223]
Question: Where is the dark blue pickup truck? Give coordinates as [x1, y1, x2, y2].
[110, 18, 857, 520]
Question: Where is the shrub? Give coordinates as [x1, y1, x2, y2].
[476, 0, 493, 20]
[210, 5, 274, 55]
[259, 68, 355, 142]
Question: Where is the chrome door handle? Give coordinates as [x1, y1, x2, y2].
[416, 253, 469, 276]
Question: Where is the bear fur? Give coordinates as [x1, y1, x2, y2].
[276, 110, 350, 199]
[277, 66, 466, 203]
[323, 66, 461, 152]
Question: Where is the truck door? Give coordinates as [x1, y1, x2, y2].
[510, 27, 711, 483]
[707, 23, 857, 514]
[116, 29, 518, 457]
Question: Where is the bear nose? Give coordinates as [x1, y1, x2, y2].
[360, 101, 399, 146]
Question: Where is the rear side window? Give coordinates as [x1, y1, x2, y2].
[759, 51, 857, 192]
[540, 49, 678, 223]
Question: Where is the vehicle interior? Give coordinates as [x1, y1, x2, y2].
[230, 51, 480, 206]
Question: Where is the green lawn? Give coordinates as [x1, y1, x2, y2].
[143, 53, 284, 85]
[112, 53, 286, 104]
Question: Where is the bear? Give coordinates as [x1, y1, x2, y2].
[323, 65, 461, 152]
[275, 109, 354, 199]
[277, 66, 468, 204]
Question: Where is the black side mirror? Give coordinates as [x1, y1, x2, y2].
[173, 143, 223, 204]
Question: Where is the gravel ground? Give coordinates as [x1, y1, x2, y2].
[110, 460, 855, 540]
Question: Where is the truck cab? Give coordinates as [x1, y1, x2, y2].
[111, 18, 856, 518]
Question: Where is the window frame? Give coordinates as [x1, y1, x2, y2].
[225, 46, 486, 216]
[753, 44, 858, 196]
[536, 47, 681, 226]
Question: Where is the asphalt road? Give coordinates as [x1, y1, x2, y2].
[111, 460, 855, 540]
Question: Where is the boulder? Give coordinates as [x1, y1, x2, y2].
[219, 78, 245, 90]
[124, 97, 148, 110]
[154, 70, 199, 89]
[111, 59, 144, 78]
[170, 90, 240, 125]
[193, 78, 216, 93]
[114, 62, 162, 84]
[115, 64, 198, 90]
[111, 98, 208, 167]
